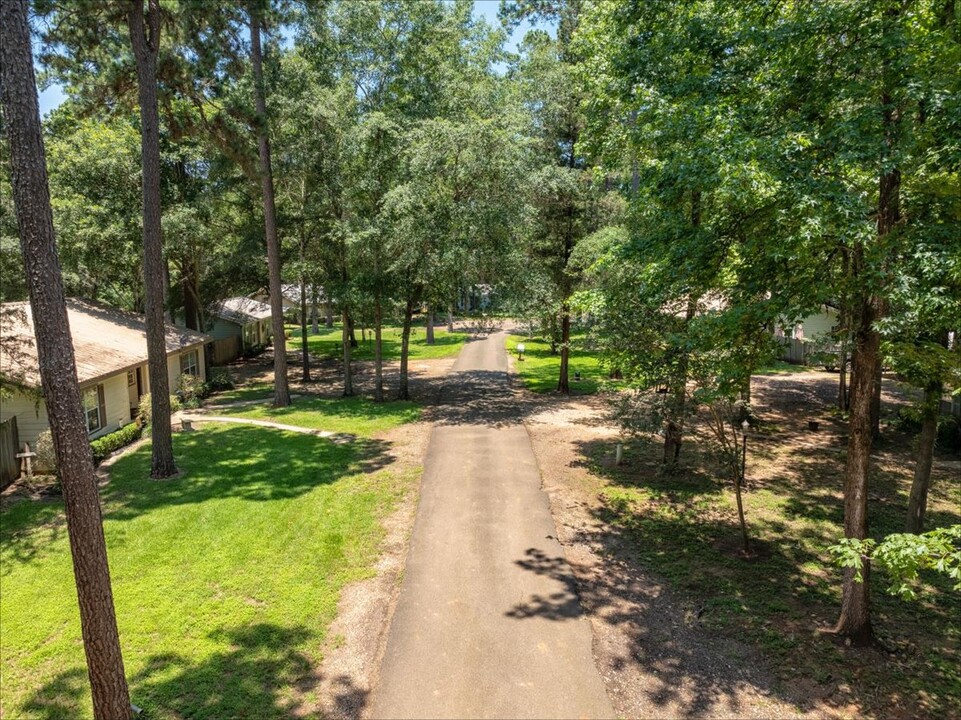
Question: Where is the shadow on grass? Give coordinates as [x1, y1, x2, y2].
[520, 431, 961, 717]
[103, 425, 392, 521]
[24, 623, 369, 720]
[0, 424, 394, 568]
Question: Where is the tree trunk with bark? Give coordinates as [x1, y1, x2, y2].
[325, 297, 334, 328]
[834, 139, 900, 645]
[426, 304, 435, 345]
[447, 306, 454, 333]
[249, 8, 290, 408]
[906, 380, 941, 533]
[870, 351, 883, 440]
[399, 296, 415, 401]
[128, 0, 177, 478]
[1, 3, 132, 715]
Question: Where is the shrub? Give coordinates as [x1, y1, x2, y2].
[178, 372, 207, 409]
[138, 393, 182, 427]
[893, 408, 961, 453]
[34, 429, 58, 475]
[90, 422, 143, 465]
[242, 343, 265, 358]
[207, 367, 234, 392]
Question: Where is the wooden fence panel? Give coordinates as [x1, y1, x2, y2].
[0, 417, 20, 490]
[210, 336, 241, 366]
[779, 337, 808, 364]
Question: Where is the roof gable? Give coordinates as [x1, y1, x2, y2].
[1, 299, 210, 389]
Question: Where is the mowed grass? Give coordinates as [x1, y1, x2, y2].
[506, 334, 609, 394]
[222, 396, 421, 436]
[0, 416, 419, 719]
[206, 382, 276, 404]
[286, 322, 468, 362]
[582, 429, 961, 716]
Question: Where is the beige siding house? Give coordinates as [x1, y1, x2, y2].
[206, 297, 273, 363]
[0, 299, 210, 450]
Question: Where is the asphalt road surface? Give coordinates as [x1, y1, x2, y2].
[368, 331, 614, 719]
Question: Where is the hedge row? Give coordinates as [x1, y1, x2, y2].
[91, 422, 143, 465]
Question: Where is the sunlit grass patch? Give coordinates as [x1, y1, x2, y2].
[506, 334, 609, 394]
[222, 395, 421, 437]
[286, 323, 468, 362]
[0, 423, 418, 719]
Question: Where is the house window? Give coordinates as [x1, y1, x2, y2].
[82, 385, 105, 435]
[127, 370, 136, 386]
[180, 349, 199, 376]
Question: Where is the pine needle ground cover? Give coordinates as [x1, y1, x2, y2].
[287, 323, 468, 362]
[506, 334, 608, 394]
[1, 409, 419, 719]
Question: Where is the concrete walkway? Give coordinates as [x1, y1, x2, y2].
[177, 413, 353, 442]
[369, 333, 614, 719]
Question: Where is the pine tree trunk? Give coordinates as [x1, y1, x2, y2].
[249, 8, 290, 408]
[325, 297, 334, 328]
[426, 304, 435, 344]
[399, 297, 414, 401]
[128, 0, 177, 479]
[374, 296, 384, 403]
[447, 306, 454, 333]
[1, 3, 132, 715]
[558, 305, 571, 393]
[906, 381, 941, 533]
[342, 307, 353, 397]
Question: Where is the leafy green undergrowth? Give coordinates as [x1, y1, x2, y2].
[0, 423, 418, 719]
[582, 433, 961, 716]
[506, 334, 609, 394]
[222, 395, 421, 436]
[286, 322, 468, 362]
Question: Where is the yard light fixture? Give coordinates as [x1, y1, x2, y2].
[517, 343, 525, 361]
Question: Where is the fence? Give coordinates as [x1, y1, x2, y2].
[0, 417, 20, 490]
[779, 337, 808, 364]
[209, 336, 241, 366]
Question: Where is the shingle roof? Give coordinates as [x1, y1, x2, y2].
[1, 298, 210, 389]
[208, 296, 273, 324]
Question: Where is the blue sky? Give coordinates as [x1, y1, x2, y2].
[36, 1, 548, 116]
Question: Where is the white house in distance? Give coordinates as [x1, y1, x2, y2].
[206, 296, 273, 363]
[0, 298, 210, 450]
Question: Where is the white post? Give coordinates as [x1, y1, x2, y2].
[615, 443, 623, 466]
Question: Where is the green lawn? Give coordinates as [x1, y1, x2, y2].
[286, 323, 468, 362]
[0, 416, 419, 718]
[222, 396, 421, 436]
[506, 334, 609, 394]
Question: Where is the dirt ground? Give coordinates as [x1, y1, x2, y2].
[520, 366, 959, 719]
